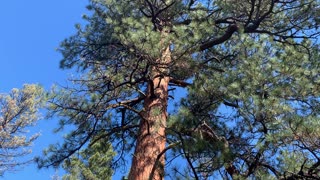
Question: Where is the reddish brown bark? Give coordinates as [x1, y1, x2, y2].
[128, 47, 171, 180]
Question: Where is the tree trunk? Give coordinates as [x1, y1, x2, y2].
[128, 46, 171, 180]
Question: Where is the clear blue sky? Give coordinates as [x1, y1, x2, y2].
[0, 1, 89, 179]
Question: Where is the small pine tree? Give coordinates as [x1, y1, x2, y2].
[62, 137, 115, 180]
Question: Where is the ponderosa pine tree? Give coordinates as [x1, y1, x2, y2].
[0, 84, 44, 176]
[37, 0, 319, 179]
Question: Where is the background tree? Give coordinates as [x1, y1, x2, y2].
[37, 0, 319, 179]
[62, 136, 115, 180]
[0, 84, 44, 176]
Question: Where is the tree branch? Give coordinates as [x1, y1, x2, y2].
[149, 141, 181, 180]
[200, 24, 239, 51]
[169, 78, 192, 87]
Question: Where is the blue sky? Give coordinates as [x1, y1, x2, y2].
[0, 1, 89, 179]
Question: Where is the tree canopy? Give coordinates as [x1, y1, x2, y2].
[37, 0, 319, 179]
[0, 84, 44, 176]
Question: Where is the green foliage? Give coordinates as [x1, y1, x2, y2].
[62, 137, 115, 180]
[179, 34, 320, 178]
[38, 0, 319, 179]
[0, 84, 44, 176]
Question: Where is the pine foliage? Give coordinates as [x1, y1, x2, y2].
[0, 84, 44, 176]
[37, 0, 319, 179]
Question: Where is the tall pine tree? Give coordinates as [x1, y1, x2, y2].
[37, 0, 319, 179]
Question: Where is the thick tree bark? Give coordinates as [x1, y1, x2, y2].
[129, 47, 171, 180]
